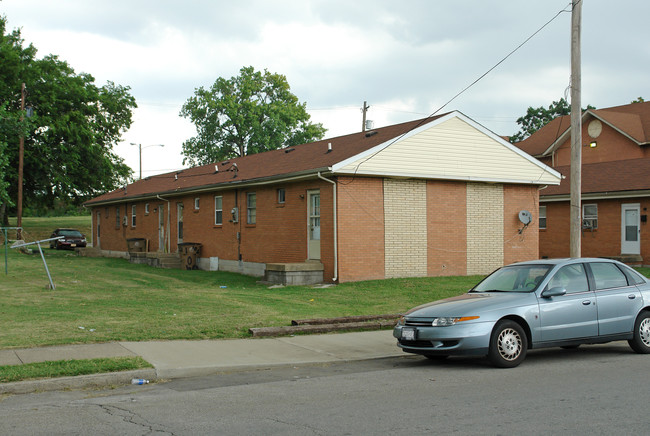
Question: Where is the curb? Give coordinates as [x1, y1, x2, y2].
[0, 368, 157, 395]
[249, 321, 397, 337]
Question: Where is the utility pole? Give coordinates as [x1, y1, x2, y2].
[16, 83, 26, 241]
[361, 101, 370, 131]
[569, 0, 582, 258]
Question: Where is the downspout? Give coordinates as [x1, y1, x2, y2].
[317, 172, 338, 282]
[157, 195, 171, 253]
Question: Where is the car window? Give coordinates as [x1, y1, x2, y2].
[590, 262, 629, 290]
[547, 264, 589, 294]
[618, 264, 648, 286]
[60, 230, 83, 237]
[473, 265, 551, 292]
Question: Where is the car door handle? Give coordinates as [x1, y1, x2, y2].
[628, 294, 637, 300]
[582, 300, 592, 306]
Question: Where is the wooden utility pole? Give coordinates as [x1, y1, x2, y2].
[16, 83, 25, 241]
[569, 0, 582, 258]
[361, 101, 370, 131]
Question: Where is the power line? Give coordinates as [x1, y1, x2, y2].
[343, 2, 573, 183]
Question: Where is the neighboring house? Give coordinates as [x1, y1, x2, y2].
[85, 111, 560, 283]
[514, 101, 650, 265]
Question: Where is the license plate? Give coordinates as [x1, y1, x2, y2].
[402, 328, 416, 341]
[71, 243, 76, 247]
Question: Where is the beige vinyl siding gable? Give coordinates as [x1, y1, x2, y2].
[334, 114, 560, 186]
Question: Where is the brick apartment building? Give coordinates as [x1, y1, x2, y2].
[514, 101, 650, 265]
[85, 111, 560, 282]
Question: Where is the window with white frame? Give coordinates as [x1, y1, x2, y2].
[145, 203, 150, 214]
[214, 196, 223, 225]
[194, 197, 200, 210]
[277, 188, 286, 204]
[583, 204, 598, 229]
[247, 192, 256, 224]
[131, 205, 136, 227]
[539, 205, 547, 229]
[115, 206, 120, 229]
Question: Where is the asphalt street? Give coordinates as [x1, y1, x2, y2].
[1, 341, 648, 435]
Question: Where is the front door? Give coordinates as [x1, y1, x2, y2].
[177, 203, 184, 245]
[307, 190, 321, 260]
[158, 204, 165, 252]
[538, 263, 598, 342]
[621, 203, 640, 255]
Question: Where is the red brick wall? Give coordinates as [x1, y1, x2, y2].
[540, 198, 650, 261]
[426, 180, 467, 276]
[337, 176, 385, 282]
[91, 179, 336, 280]
[503, 185, 539, 264]
[93, 176, 548, 282]
[553, 118, 647, 166]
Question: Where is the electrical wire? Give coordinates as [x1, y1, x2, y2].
[340, 2, 574, 184]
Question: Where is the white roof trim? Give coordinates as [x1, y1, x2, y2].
[332, 110, 561, 184]
[541, 110, 646, 156]
[333, 168, 558, 185]
[331, 112, 457, 172]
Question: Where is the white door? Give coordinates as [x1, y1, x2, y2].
[177, 203, 184, 245]
[307, 190, 321, 260]
[158, 204, 165, 252]
[621, 204, 641, 254]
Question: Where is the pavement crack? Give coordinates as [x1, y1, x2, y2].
[98, 403, 175, 435]
[268, 416, 324, 435]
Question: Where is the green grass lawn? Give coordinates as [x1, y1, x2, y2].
[0, 246, 478, 349]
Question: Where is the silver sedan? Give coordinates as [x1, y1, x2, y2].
[394, 258, 650, 367]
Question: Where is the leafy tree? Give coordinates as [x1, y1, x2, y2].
[0, 16, 135, 221]
[631, 97, 645, 103]
[510, 98, 596, 143]
[0, 104, 15, 213]
[180, 66, 326, 166]
[510, 98, 571, 143]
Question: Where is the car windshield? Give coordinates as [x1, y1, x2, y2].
[471, 264, 552, 293]
[60, 230, 83, 238]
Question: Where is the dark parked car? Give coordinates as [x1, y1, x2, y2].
[49, 228, 87, 250]
[394, 258, 650, 367]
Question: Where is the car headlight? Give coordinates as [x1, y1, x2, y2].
[396, 316, 405, 326]
[432, 316, 479, 327]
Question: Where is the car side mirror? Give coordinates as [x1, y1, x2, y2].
[541, 286, 567, 298]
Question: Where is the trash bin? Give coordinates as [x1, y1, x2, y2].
[178, 242, 202, 270]
[126, 238, 146, 253]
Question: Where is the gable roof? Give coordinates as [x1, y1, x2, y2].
[86, 111, 560, 207]
[333, 112, 560, 185]
[516, 101, 650, 157]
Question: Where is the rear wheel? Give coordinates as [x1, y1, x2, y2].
[488, 320, 527, 368]
[628, 311, 650, 354]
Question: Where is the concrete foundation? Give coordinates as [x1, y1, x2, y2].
[264, 262, 324, 285]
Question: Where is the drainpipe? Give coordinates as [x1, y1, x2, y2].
[317, 172, 338, 282]
[156, 195, 171, 253]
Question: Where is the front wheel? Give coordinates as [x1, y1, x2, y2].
[488, 320, 527, 368]
[628, 311, 650, 354]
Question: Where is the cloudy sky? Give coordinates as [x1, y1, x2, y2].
[2, 0, 649, 178]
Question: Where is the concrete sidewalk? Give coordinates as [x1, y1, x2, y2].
[0, 330, 403, 394]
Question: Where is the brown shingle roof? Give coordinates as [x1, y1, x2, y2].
[515, 101, 650, 157]
[541, 157, 650, 197]
[86, 115, 447, 206]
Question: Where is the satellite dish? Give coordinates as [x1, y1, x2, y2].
[518, 210, 532, 225]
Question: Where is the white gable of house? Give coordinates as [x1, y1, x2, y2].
[332, 112, 561, 185]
